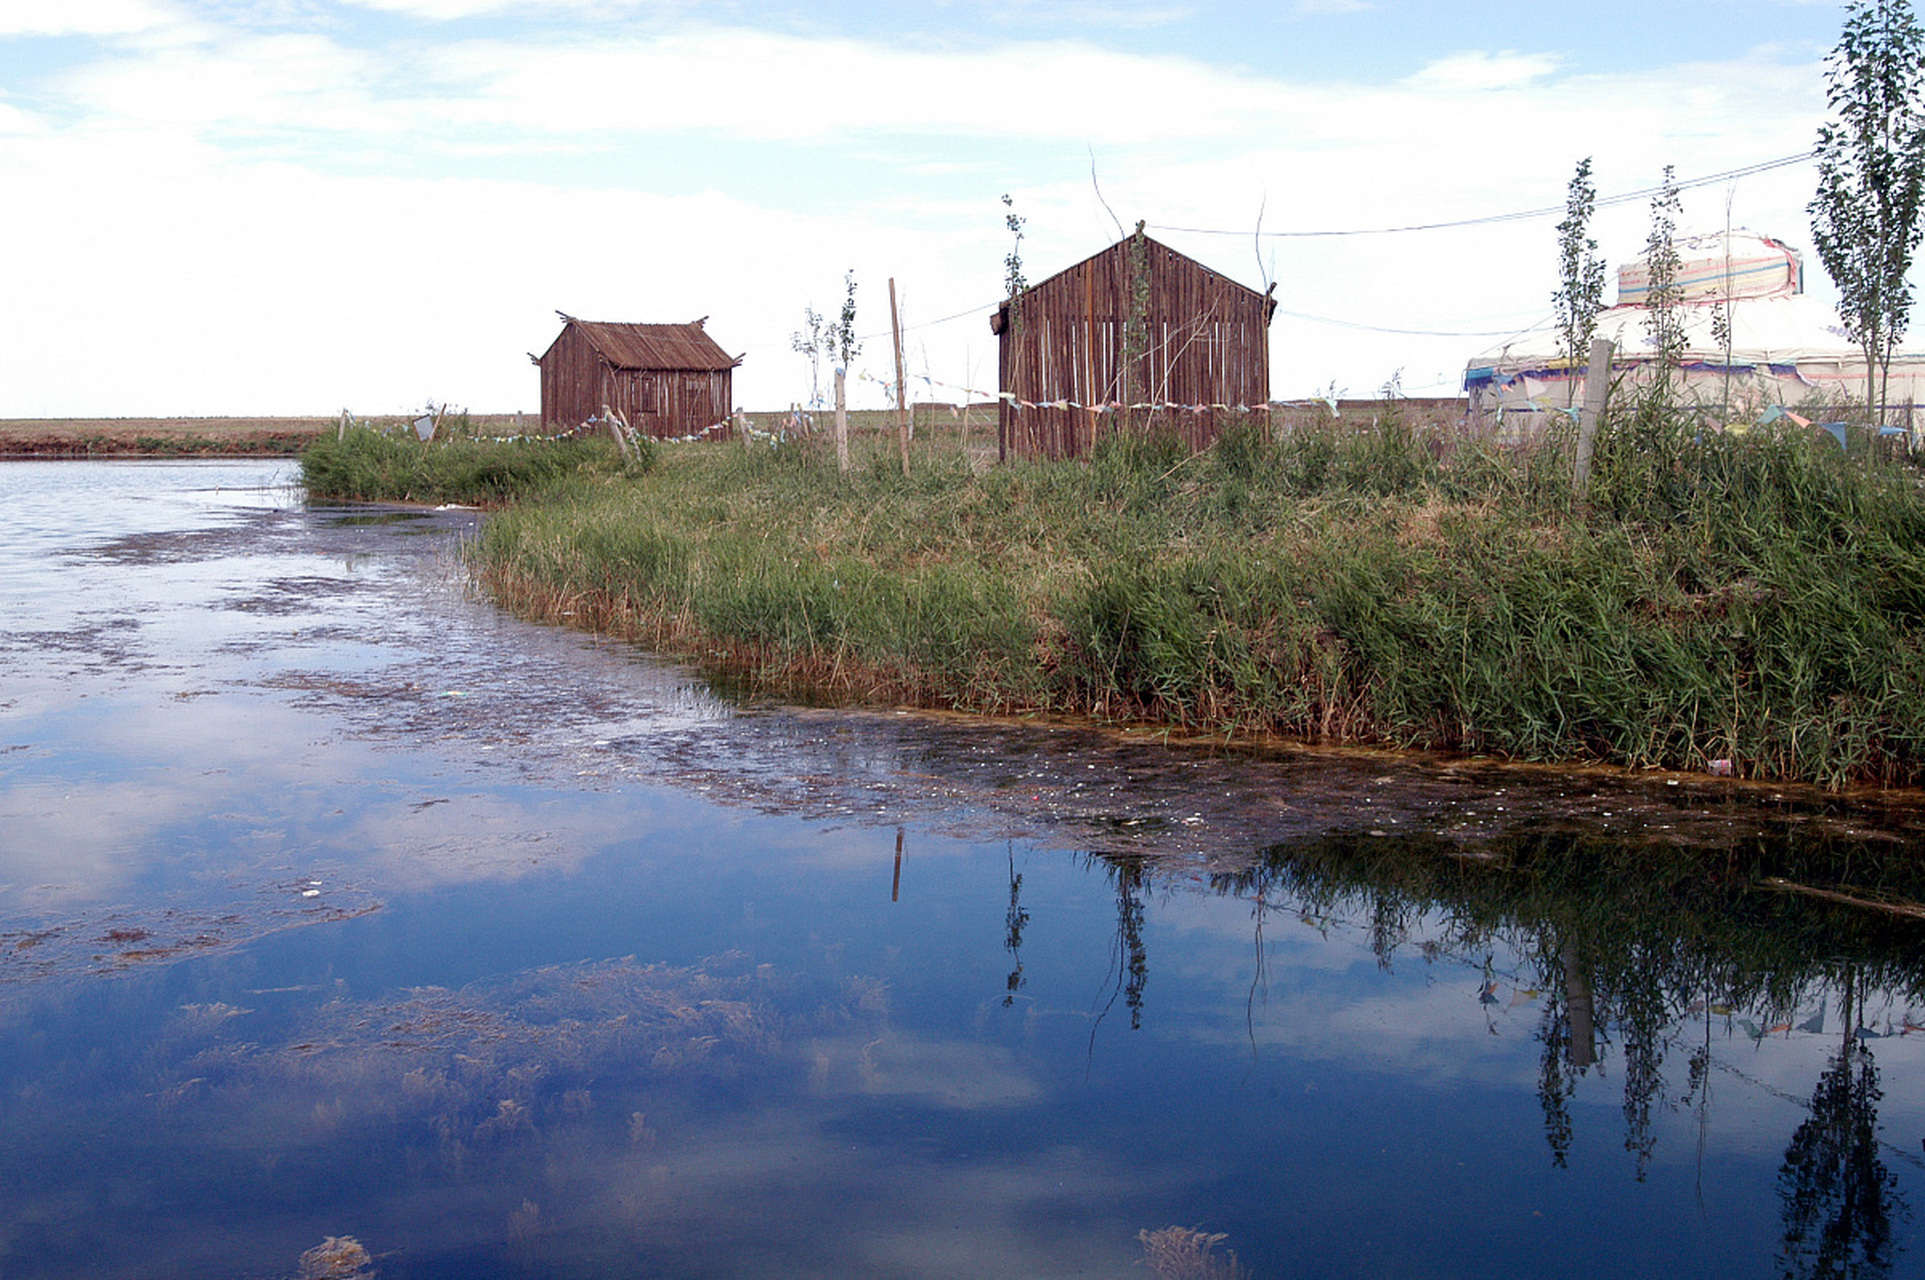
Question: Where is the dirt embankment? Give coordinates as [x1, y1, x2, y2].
[0, 415, 537, 459]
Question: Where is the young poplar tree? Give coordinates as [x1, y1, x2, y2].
[790, 307, 826, 409]
[1553, 157, 1608, 406]
[829, 269, 861, 372]
[1809, 0, 1925, 423]
[1642, 165, 1686, 403]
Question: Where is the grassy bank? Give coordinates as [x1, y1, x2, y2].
[313, 408, 1925, 788]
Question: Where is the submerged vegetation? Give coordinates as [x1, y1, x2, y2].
[308, 403, 1925, 788]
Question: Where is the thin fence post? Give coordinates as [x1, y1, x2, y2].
[835, 366, 849, 473]
[1573, 337, 1613, 490]
[890, 277, 909, 477]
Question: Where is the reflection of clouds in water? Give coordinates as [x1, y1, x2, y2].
[578, 1109, 1163, 1280]
[1138, 885, 1925, 1160]
[806, 1032, 1044, 1109]
[119, 954, 1124, 1276]
[0, 778, 207, 904]
[162, 954, 877, 1132]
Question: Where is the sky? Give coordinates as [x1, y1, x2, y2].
[0, 0, 1886, 416]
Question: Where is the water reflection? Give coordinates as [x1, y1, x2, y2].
[4, 462, 1925, 1278]
[1207, 824, 1925, 1268]
[1779, 982, 1899, 1279]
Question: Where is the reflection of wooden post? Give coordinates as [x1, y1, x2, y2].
[890, 278, 909, 477]
[891, 827, 904, 903]
[1562, 945, 1596, 1069]
[835, 367, 849, 473]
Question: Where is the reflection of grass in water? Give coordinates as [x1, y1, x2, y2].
[166, 953, 884, 1152]
[1139, 1226, 1249, 1280]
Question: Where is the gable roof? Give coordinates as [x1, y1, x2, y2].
[1035, 233, 1264, 299]
[555, 316, 741, 371]
[993, 232, 1274, 333]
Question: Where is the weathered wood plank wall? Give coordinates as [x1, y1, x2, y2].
[995, 233, 1274, 460]
[539, 325, 735, 439]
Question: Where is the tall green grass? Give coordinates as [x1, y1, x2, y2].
[301, 426, 641, 505]
[468, 409, 1925, 788]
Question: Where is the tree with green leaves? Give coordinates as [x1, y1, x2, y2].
[1642, 165, 1686, 403]
[1809, 0, 1925, 424]
[790, 306, 826, 409]
[829, 269, 861, 373]
[1553, 157, 1608, 406]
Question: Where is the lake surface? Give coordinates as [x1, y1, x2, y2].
[3, 459, 1924, 1280]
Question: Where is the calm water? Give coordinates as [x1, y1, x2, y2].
[3, 459, 1924, 1280]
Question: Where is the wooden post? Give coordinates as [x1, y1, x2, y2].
[1084, 263, 1097, 456]
[835, 366, 849, 473]
[1573, 337, 1613, 490]
[890, 277, 909, 477]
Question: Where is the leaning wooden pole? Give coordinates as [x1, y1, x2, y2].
[1573, 337, 1613, 490]
[890, 277, 909, 477]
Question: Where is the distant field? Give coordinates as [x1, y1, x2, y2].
[0, 414, 537, 458]
[0, 399, 1472, 458]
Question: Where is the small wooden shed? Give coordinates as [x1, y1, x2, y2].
[534, 315, 741, 439]
[991, 226, 1276, 460]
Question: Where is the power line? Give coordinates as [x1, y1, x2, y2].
[1150, 151, 1816, 240]
[855, 299, 998, 344]
[838, 151, 1811, 350]
[1272, 304, 1551, 338]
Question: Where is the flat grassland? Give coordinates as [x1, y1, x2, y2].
[0, 415, 536, 458]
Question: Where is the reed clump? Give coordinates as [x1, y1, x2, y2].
[301, 425, 641, 506]
[461, 406, 1925, 788]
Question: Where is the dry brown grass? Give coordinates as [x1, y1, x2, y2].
[1138, 1226, 1250, 1280]
[296, 1235, 373, 1279]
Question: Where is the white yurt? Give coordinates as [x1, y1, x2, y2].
[1465, 229, 1925, 433]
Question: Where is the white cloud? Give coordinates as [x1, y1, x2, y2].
[0, 12, 1848, 412]
[418, 29, 1301, 144]
[1405, 49, 1562, 92]
[58, 32, 393, 134]
[0, 0, 171, 36]
[343, 0, 672, 17]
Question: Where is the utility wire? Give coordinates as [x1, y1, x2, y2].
[1273, 304, 1551, 338]
[1150, 151, 1815, 240]
[855, 299, 1000, 344]
[841, 152, 1810, 346]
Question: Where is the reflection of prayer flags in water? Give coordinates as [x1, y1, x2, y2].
[1508, 987, 1540, 1009]
[1738, 1018, 1765, 1041]
[1478, 981, 1499, 1006]
[1796, 1005, 1826, 1035]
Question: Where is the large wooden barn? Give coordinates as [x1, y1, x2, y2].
[991, 227, 1276, 460]
[534, 315, 740, 439]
